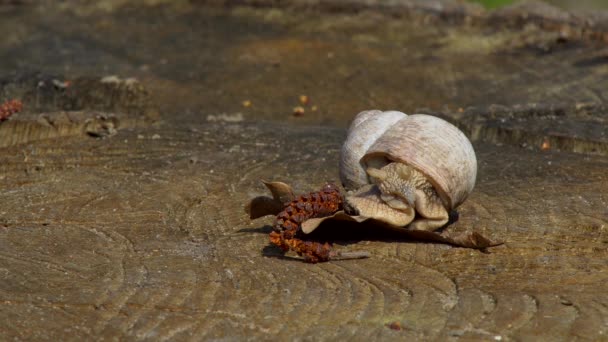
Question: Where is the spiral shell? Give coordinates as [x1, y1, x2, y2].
[339, 110, 406, 190]
[339, 110, 477, 230]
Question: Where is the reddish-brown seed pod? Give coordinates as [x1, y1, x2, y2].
[285, 239, 332, 263]
[0, 99, 23, 122]
[270, 183, 343, 263]
[273, 183, 343, 233]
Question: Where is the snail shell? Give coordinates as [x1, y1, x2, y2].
[339, 110, 477, 231]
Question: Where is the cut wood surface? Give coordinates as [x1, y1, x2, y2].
[0, 1, 607, 340]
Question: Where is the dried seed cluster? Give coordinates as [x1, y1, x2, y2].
[273, 183, 342, 235]
[270, 183, 342, 263]
[0, 99, 22, 121]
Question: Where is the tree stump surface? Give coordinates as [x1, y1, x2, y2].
[0, 1, 607, 340]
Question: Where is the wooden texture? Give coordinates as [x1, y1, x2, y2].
[1, 1, 608, 340]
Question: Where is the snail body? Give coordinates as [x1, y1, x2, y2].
[339, 110, 477, 231]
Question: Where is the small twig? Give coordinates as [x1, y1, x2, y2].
[329, 250, 371, 260]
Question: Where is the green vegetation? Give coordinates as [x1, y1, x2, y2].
[469, 0, 516, 9]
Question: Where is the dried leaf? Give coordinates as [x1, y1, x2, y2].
[246, 179, 502, 250]
[245, 181, 295, 219]
[262, 180, 295, 204]
[376, 229, 503, 249]
[301, 211, 368, 234]
[300, 211, 503, 249]
[444, 231, 504, 249]
[245, 196, 284, 219]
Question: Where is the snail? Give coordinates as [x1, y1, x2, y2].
[296, 110, 477, 234]
[337, 110, 477, 231]
[247, 110, 498, 261]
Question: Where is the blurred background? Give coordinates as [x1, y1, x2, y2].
[475, 0, 608, 10]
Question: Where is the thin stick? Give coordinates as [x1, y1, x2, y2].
[329, 250, 371, 260]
